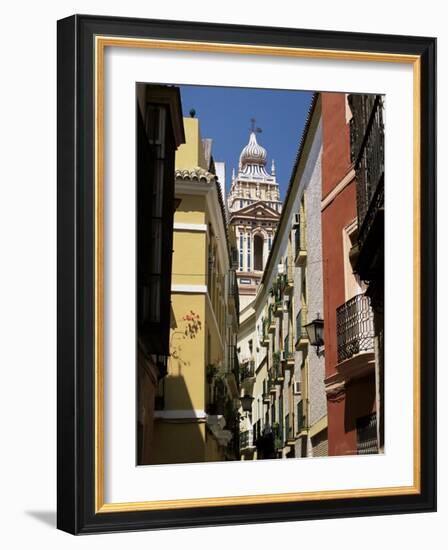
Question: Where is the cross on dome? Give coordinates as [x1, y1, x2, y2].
[249, 117, 262, 134]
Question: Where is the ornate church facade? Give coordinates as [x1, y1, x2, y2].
[227, 128, 282, 311]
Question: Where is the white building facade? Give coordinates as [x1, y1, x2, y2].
[238, 96, 328, 460]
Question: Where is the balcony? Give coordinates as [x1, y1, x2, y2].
[268, 377, 276, 394]
[295, 306, 309, 350]
[294, 218, 307, 267]
[278, 270, 293, 298]
[268, 305, 276, 333]
[261, 318, 270, 346]
[349, 94, 384, 292]
[282, 334, 295, 370]
[270, 278, 284, 317]
[285, 414, 295, 446]
[286, 257, 294, 291]
[296, 400, 306, 436]
[224, 346, 240, 398]
[272, 423, 283, 451]
[350, 95, 384, 239]
[240, 359, 255, 383]
[274, 299, 283, 317]
[206, 399, 225, 416]
[274, 290, 283, 317]
[336, 294, 375, 377]
[272, 352, 284, 383]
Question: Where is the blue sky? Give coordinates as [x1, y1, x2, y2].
[178, 85, 314, 200]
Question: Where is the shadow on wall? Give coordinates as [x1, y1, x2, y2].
[344, 372, 376, 435]
[150, 374, 207, 465]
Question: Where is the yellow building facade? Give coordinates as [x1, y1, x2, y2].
[151, 117, 240, 464]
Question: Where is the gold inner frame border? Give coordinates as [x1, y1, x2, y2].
[94, 35, 421, 513]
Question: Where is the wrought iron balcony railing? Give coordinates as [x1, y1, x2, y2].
[283, 334, 294, 362]
[294, 217, 307, 265]
[206, 400, 225, 416]
[272, 423, 283, 450]
[240, 359, 255, 382]
[296, 400, 305, 433]
[272, 280, 283, 315]
[227, 344, 239, 373]
[268, 304, 275, 331]
[285, 413, 295, 443]
[261, 318, 269, 346]
[336, 293, 375, 363]
[286, 255, 294, 285]
[349, 94, 385, 250]
[272, 352, 284, 383]
[295, 306, 309, 348]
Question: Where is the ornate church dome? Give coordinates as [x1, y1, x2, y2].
[238, 132, 270, 178]
[240, 132, 267, 167]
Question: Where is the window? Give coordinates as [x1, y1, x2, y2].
[294, 218, 301, 256]
[247, 234, 251, 271]
[254, 234, 264, 271]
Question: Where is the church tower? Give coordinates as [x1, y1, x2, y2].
[227, 126, 282, 311]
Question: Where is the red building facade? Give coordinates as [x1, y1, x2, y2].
[321, 93, 379, 456]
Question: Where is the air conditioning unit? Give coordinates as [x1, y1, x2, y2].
[280, 351, 286, 362]
[293, 213, 300, 227]
[278, 263, 285, 274]
[293, 381, 301, 395]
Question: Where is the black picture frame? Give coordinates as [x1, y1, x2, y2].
[57, 14, 436, 534]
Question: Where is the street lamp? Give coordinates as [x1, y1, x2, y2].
[304, 313, 324, 355]
[240, 394, 254, 413]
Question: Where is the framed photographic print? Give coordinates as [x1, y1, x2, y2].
[57, 14, 436, 534]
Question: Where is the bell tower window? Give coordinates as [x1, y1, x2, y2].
[254, 234, 264, 271]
